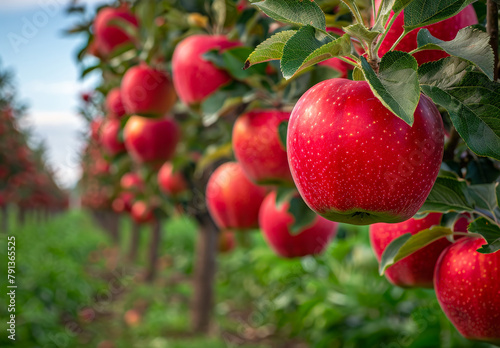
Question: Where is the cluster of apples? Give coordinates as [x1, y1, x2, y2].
[90, 2, 499, 343]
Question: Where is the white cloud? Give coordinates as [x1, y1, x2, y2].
[29, 80, 81, 96]
[21, 110, 84, 127]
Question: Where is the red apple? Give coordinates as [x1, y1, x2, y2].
[172, 34, 241, 105]
[131, 200, 154, 224]
[106, 87, 126, 118]
[232, 109, 293, 186]
[259, 191, 338, 258]
[206, 162, 267, 230]
[93, 5, 138, 55]
[100, 118, 126, 156]
[157, 162, 187, 197]
[90, 117, 103, 141]
[287, 78, 444, 225]
[374, 1, 478, 65]
[121, 64, 177, 117]
[370, 213, 469, 288]
[218, 230, 236, 253]
[123, 115, 179, 164]
[434, 237, 500, 344]
[120, 172, 143, 191]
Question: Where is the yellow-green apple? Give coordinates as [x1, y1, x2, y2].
[434, 237, 500, 344]
[106, 87, 126, 118]
[232, 109, 293, 186]
[259, 191, 338, 258]
[157, 162, 187, 197]
[123, 115, 179, 164]
[172, 34, 241, 105]
[100, 118, 126, 156]
[121, 64, 177, 117]
[93, 5, 138, 56]
[206, 162, 267, 230]
[370, 213, 469, 288]
[287, 78, 444, 225]
[374, 0, 478, 64]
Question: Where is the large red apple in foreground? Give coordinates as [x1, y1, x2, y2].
[106, 88, 126, 118]
[94, 5, 138, 55]
[259, 191, 338, 258]
[121, 64, 177, 117]
[435, 237, 500, 344]
[157, 162, 187, 197]
[206, 162, 267, 230]
[232, 109, 293, 186]
[287, 78, 444, 225]
[100, 119, 126, 156]
[374, 0, 477, 65]
[172, 34, 241, 105]
[370, 214, 469, 288]
[123, 115, 179, 163]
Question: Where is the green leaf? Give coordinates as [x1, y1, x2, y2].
[403, 0, 476, 31]
[379, 226, 454, 274]
[81, 64, 100, 78]
[206, 47, 267, 80]
[360, 51, 419, 126]
[343, 23, 381, 47]
[468, 217, 500, 254]
[496, 182, 500, 208]
[244, 30, 296, 69]
[275, 187, 297, 208]
[415, 27, 494, 80]
[418, 175, 473, 213]
[373, 0, 396, 32]
[418, 57, 500, 161]
[212, 0, 237, 31]
[288, 196, 317, 235]
[352, 67, 365, 81]
[253, 0, 326, 31]
[278, 120, 288, 150]
[200, 82, 249, 126]
[281, 26, 351, 79]
[392, 0, 416, 13]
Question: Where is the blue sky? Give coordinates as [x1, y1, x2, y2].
[0, 0, 106, 188]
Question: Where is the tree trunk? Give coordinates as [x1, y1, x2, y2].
[127, 221, 141, 263]
[191, 213, 219, 334]
[145, 219, 161, 283]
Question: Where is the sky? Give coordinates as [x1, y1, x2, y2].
[0, 0, 106, 189]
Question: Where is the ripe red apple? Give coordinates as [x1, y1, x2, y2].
[157, 162, 187, 197]
[172, 34, 241, 105]
[121, 64, 177, 117]
[93, 5, 138, 55]
[434, 237, 500, 344]
[206, 162, 267, 230]
[259, 191, 338, 258]
[218, 231, 236, 253]
[123, 115, 179, 164]
[131, 200, 154, 224]
[232, 109, 293, 186]
[100, 118, 126, 156]
[287, 78, 444, 225]
[106, 87, 126, 118]
[90, 117, 103, 142]
[374, 0, 478, 65]
[120, 172, 143, 191]
[370, 213, 469, 288]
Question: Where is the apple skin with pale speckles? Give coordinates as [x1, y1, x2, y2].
[172, 35, 241, 105]
[434, 237, 500, 344]
[287, 78, 444, 225]
[206, 162, 267, 230]
[232, 110, 294, 186]
[374, 0, 478, 65]
[370, 213, 469, 288]
[259, 191, 338, 258]
[123, 115, 179, 164]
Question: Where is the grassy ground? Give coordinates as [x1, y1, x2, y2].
[0, 208, 496, 348]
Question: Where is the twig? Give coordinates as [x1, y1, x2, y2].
[487, 0, 499, 81]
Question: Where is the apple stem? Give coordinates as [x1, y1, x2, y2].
[487, 0, 499, 81]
